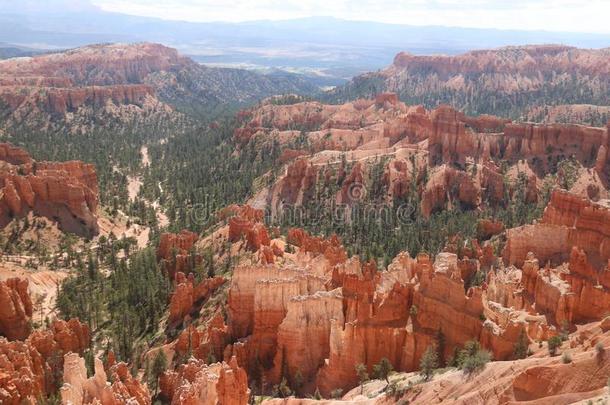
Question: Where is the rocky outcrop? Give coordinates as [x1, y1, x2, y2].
[157, 230, 199, 261]
[477, 219, 505, 240]
[159, 356, 249, 405]
[0, 143, 99, 237]
[28, 319, 90, 360]
[227, 263, 329, 373]
[220, 204, 272, 253]
[168, 272, 226, 325]
[228, 217, 270, 252]
[0, 318, 90, 404]
[157, 230, 200, 278]
[428, 104, 609, 172]
[61, 353, 150, 405]
[0, 277, 33, 341]
[268, 158, 318, 216]
[270, 289, 344, 393]
[503, 190, 610, 268]
[495, 190, 610, 329]
[174, 311, 229, 363]
[0, 337, 47, 404]
[375, 92, 399, 107]
[316, 257, 413, 395]
[319, 316, 610, 405]
[514, 247, 610, 328]
[541, 190, 610, 264]
[421, 165, 480, 217]
[0, 143, 33, 165]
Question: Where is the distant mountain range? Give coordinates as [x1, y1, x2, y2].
[1, 1, 609, 84]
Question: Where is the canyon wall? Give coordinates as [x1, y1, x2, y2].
[238, 95, 609, 218]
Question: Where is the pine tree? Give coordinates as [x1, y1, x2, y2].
[420, 345, 439, 381]
[355, 363, 368, 394]
[150, 350, 168, 395]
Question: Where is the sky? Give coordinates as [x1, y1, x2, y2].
[91, 0, 610, 33]
[5, 0, 610, 34]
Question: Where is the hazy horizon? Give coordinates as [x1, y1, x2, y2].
[1, 0, 609, 34]
[1, 0, 609, 85]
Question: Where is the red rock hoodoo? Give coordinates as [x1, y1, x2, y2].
[0, 143, 99, 236]
[157, 230, 200, 278]
[0, 318, 90, 404]
[159, 356, 250, 404]
[0, 277, 33, 341]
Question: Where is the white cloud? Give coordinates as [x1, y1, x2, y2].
[91, 0, 610, 33]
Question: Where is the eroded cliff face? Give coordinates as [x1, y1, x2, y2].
[215, 222, 536, 398]
[503, 189, 610, 268]
[0, 143, 99, 237]
[0, 44, 187, 135]
[330, 45, 610, 118]
[0, 43, 186, 86]
[238, 95, 610, 218]
[287, 316, 610, 405]
[16, 188, 603, 404]
[0, 84, 155, 116]
[497, 190, 610, 329]
[171, 184, 604, 401]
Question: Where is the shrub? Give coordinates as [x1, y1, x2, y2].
[149, 350, 168, 395]
[420, 345, 439, 381]
[561, 352, 572, 364]
[293, 369, 303, 392]
[559, 321, 570, 341]
[513, 329, 529, 359]
[355, 363, 369, 394]
[409, 305, 418, 317]
[386, 381, 399, 395]
[272, 378, 293, 398]
[548, 336, 563, 356]
[330, 389, 343, 399]
[596, 342, 605, 362]
[373, 358, 394, 384]
[461, 350, 491, 374]
[457, 340, 491, 375]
